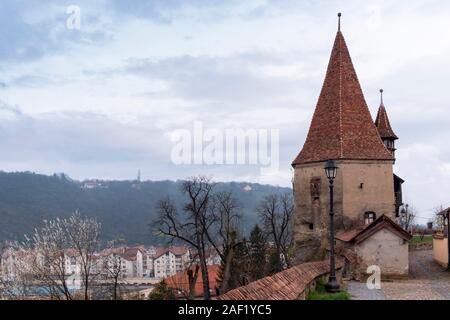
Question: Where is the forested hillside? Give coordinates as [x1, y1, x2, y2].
[0, 172, 291, 245]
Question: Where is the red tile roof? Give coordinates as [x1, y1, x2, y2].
[375, 102, 398, 140]
[119, 247, 144, 261]
[336, 215, 411, 244]
[292, 31, 393, 166]
[165, 265, 220, 298]
[217, 260, 343, 300]
[153, 246, 189, 259]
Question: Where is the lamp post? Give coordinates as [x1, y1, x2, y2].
[446, 210, 450, 271]
[324, 159, 340, 293]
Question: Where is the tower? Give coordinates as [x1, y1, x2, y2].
[375, 89, 399, 160]
[292, 15, 397, 263]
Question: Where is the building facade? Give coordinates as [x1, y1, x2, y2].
[151, 247, 191, 279]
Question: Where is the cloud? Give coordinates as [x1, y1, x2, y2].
[0, 0, 113, 62]
[0, 0, 449, 221]
[0, 103, 174, 178]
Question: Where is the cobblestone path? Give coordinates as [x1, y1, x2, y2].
[347, 250, 450, 300]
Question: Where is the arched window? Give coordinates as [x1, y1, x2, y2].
[364, 212, 376, 225]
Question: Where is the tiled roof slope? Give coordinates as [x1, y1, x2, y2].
[166, 265, 220, 298]
[375, 102, 398, 140]
[292, 31, 393, 166]
[217, 260, 343, 300]
[336, 215, 411, 244]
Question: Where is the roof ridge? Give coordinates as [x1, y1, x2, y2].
[338, 31, 344, 158]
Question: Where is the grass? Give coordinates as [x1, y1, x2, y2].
[307, 279, 351, 300]
[410, 235, 433, 245]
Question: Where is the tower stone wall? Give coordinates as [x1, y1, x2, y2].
[293, 160, 395, 263]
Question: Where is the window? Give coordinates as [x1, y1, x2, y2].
[364, 212, 376, 225]
[384, 139, 394, 150]
[308, 223, 314, 230]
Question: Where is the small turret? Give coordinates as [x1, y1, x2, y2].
[375, 89, 398, 159]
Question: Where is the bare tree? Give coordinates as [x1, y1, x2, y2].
[3, 212, 102, 300]
[100, 240, 125, 301]
[165, 251, 200, 300]
[103, 253, 123, 300]
[434, 205, 446, 232]
[206, 191, 243, 294]
[155, 176, 214, 300]
[64, 211, 101, 300]
[257, 193, 294, 272]
[186, 264, 200, 300]
[23, 218, 74, 300]
[0, 242, 34, 300]
[399, 204, 416, 233]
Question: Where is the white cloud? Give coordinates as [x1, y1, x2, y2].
[0, 0, 449, 220]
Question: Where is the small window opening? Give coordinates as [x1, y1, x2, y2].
[364, 212, 376, 225]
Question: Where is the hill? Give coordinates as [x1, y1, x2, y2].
[0, 172, 291, 245]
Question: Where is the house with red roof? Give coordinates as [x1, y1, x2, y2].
[165, 265, 220, 299]
[336, 215, 412, 276]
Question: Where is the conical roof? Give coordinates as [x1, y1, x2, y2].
[292, 30, 393, 166]
[375, 100, 398, 140]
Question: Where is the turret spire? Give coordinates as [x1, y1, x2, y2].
[338, 13, 342, 32]
[375, 91, 398, 159]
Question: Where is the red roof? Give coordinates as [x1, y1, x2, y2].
[153, 246, 189, 259]
[336, 215, 411, 244]
[165, 265, 220, 298]
[375, 102, 398, 140]
[292, 30, 393, 166]
[119, 247, 144, 261]
[217, 260, 344, 300]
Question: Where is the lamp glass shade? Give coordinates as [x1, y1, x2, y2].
[324, 160, 338, 180]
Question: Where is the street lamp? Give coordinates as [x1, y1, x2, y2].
[324, 160, 340, 293]
[445, 210, 450, 271]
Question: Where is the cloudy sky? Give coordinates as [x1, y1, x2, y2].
[0, 0, 449, 221]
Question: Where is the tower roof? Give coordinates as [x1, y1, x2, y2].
[292, 24, 393, 166]
[375, 90, 398, 140]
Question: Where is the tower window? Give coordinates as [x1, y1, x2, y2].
[309, 223, 314, 230]
[364, 212, 376, 225]
[384, 139, 394, 150]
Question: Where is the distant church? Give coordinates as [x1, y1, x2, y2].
[292, 16, 406, 268]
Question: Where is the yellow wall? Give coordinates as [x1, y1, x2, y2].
[433, 235, 448, 268]
[293, 159, 395, 262]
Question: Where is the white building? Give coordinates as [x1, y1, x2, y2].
[64, 249, 81, 276]
[100, 246, 145, 279]
[149, 247, 191, 279]
[1, 245, 194, 281]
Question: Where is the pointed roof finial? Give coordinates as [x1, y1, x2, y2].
[338, 13, 342, 32]
[380, 89, 384, 104]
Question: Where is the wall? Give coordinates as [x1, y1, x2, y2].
[293, 159, 395, 263]
[340, 160, 395, 223]
[355, 228, 409, 276]
[433, 234, 448, 268]
[217, 259, 345, 300]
